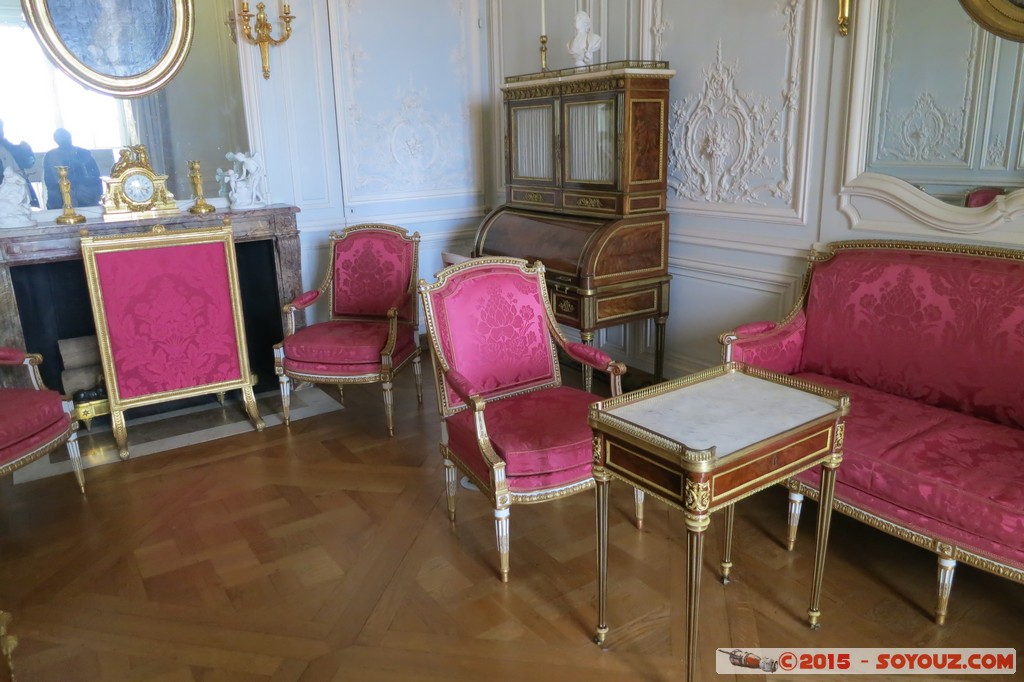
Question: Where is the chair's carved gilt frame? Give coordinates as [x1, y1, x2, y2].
[81, 221, 263, 459]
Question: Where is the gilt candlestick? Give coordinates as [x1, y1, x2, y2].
[54, 167, 86, 225]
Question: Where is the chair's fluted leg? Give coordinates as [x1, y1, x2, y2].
[336, 384, 345, 407]
[495, 507, 510, 583]
[787, 490, 804, 551]
[936, 556, 957, 625]
[413, 355, 423, 404]
[279, 374, 292, 426]
[633, 487, 645, 530]
[580, 331, 594, 392]
[443, 457, 458, 524]
[67, 430, 85, 494]
[382, 381, 395, 437]
[61, 401, 85, 493]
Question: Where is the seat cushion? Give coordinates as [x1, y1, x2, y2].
[283, 321, 415, 368]
[0, 388, 68, 468]
[792, 373, 1024, 554]
[446, 386, 597, 492]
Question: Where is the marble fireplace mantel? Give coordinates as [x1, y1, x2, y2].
[0, 204, 303, 389]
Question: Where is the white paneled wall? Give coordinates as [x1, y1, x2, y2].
[243, 0, 1019, 375]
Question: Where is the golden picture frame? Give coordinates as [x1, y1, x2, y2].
[21, 0, 195, 97]
[960, 0, 1024, 42]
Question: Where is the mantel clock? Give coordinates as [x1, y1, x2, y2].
[101, 144, 180, 221]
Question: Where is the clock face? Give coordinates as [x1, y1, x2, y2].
[123, 171, 155, 205]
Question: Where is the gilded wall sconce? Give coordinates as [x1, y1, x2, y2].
[838, 0, 851, 36]
[238, 1, 295, 79]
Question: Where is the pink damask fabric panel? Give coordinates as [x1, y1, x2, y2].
[426, 265, 557, 409]
[800, 249, 1024, 428]
[94, 243, 242, 400]
[332, 231, 414, 319]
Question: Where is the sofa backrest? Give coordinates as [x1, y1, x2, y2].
[799, 242, 1024, 429]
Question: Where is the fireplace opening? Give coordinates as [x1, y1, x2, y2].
[11, 239, 284, 414]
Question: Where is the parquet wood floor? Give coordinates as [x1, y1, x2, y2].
[1, 371, 1021, 681]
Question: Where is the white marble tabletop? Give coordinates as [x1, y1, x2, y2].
[607, 372, 838, 458]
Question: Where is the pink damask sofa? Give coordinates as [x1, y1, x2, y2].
[721, 240, 1024, 625]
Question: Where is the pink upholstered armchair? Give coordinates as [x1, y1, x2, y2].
[419, 257, 631, 582]
[0, 348, 84, 493]
[274, 224, 423, 436]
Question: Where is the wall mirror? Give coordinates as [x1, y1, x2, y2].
[22, 0, 194, 97]
[841, 0, 1024, 241]
[0, 0, 248, 209]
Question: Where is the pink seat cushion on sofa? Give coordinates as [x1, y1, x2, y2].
[799, 249, 1024, 429]
[284, 321, 416, 365]
[446, 386, 597, 492]
[793, 373, 1024, 555]
[0, 388, 68, 467]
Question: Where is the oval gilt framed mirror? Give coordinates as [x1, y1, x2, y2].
[960, 0, 1024, 42]
[21, 0, 195, 97]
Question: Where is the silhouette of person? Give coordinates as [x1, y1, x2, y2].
[0, 119, 39, 207]
[42, 128, 103, 209]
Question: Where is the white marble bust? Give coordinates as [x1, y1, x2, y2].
[567, 10, 602, 67]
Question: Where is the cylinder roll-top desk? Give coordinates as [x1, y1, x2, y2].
[474, 61, 675, 384]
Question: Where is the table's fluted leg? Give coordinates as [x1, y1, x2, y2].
[721, 504, 735, 584]
[685, 526, 705, 682]
[808, 457, 841, 629]
[684, 475, 711, 682]
[594, 466, 611, 645]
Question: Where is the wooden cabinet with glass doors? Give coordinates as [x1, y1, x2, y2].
[476, 62, 675, 384]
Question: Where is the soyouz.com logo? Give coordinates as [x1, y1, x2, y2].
[716, 648, 1016, 675]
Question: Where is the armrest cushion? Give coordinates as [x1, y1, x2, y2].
[722, 310, 807, 375]
[564, 341, 618, 373]
[387, 291, 414, 320]
[290, 290, 321, 310]
[0, 347, 27, 365]
[446, 368, 484, 410]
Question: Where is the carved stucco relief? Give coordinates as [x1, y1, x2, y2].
[872, 0, 976, 165]
[340, 0, 475, 197]
[667, 0, 803, 208]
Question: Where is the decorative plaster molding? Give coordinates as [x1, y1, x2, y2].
[666, 0, 813, 223]
[985, 135, 1006, 167]
[337, 2, 481, 203]
[668, 44, 786, 205]
[881, 93, 965, 163]
[871, 1, 976, 166]
[650, 0, 672, 61]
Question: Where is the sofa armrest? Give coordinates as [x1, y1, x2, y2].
[720, 310, 807, 375]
